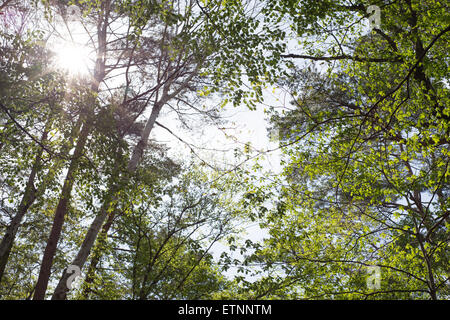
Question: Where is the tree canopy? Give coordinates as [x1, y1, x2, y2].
[0, 0, 448, 300]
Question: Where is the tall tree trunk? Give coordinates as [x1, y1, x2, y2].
[51, 100, 164, 300]
[80, 207, 116, 299]
[32, 0, 110, 298]
[51, 55, 197, 299]
[0, 126, 49, 283]
[32, 122, 92, 300]
[0, 113, 83, 286]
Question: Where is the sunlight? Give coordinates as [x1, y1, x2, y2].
[53, 42, 93, 76]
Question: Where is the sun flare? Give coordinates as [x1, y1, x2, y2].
[53, 42, 93, 76]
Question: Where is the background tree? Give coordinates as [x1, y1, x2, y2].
[230, 0, 449, 300]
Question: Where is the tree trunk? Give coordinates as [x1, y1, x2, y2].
[33, 0, 110, 298]
[51, 101, 164, 299]
[79, 208, 116, 299]
[33, 122, 92, 300]
[51, 52, 197, 299]
[51, 186, 116, 300]
[0, 126, 49, 283]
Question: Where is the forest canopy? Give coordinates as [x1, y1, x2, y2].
[0, 0, 448, 300]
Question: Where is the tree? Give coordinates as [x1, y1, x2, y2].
[2, 0, 277, 299]
[0, 9, 78, 286]
[76, 166, 235, 300]
[2, 0, 447, 301]
[232, 0, 449, 299]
